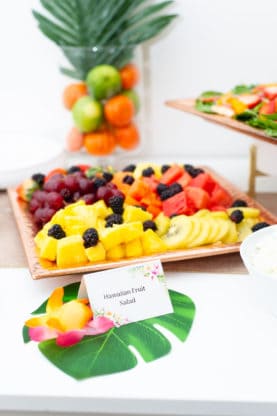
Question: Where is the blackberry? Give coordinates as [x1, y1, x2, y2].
[143, 220, 157, 232]
[108, 195, 124, 214]
[161, 164, 170, 174]
[103, 172, 113, 182]
[67, 166, 81, 174]
[184, 164, 195, 174]
[184, 164, 204, 178]
[157, 183, 168, 196]
[231, 199, 248, 208]
[122, 164, 136, 172]
[190, 168, 204, 178]
[31, 173, 45, 187]
[82, 228, 99, 248]
[160, 182, 182, 200]
[251, 222, 270, 232]
[105, 213, 123, 227]
[142, 167, 155, 177]
[123, 175, 134, 185]
[170, 182, 183, 193]
[60, 188, 73, 202]
[93, 177, 107, 188]
[47, 224, 66, 239]
[230, 209, 244, 224]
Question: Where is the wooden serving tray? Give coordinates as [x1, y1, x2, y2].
[166, 98, 277, 146]
[8, 167, 277, 279]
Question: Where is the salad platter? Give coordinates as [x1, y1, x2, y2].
[8, 162, 277, 279]
[166, 83, 277, 145]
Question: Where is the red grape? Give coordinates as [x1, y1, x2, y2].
[96, 186, 114, 204]
[81, 193, 97, 204]
[78, 178, 95, 194]
[32, 190, 48, 203]
[29, 198, 42, 213]
[34, 207, 55, 227]
[64, 175, 79, 193]
[45, 192, 64, 210]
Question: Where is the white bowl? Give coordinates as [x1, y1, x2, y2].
[240, 224, 277, 316]
[0, 133, 65, 189]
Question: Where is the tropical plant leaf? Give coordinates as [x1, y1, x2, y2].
[119, 15, 177, 45]
[32, 0, 177, 79]
[24, 283, 195, 380]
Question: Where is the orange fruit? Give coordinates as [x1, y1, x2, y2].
[63, 83, 87, 110]
[84, 130, 116, 156]
[120, 64, 139, 89]
[65, 127, 84, 152]
[104, 95, 134, 127]
[114, 122, 140, 151]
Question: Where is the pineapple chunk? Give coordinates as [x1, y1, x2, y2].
[63, 200, 85, 215]
[227, 207, 260, 218]
[90, 200, 112, 218]
[63, 215, 97, 236]
[123, 205, 152, 223]
[133, 162, 161, 179]
[107, 244, 125, 260]
[39, 236, 58, 261]
[141, 229, 167, 255]
[85, 242, 106, 262]
[34, 223, 52, 249]
[57, 235, 87, 268]
[120, 222, 144, 243]
[125, 238, 143, 258]
[99, 222, 144, 250]
[99, 226, 125, 250]
[49, 209, 65, 227]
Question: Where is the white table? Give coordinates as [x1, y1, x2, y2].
[1, 268, 277, 416]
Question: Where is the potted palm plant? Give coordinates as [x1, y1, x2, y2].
[33, 0, 177, 159]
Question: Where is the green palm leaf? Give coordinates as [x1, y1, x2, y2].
[32, 0, 177, 79]
[23, 283, 195, 380]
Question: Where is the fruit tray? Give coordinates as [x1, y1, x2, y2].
[8, 167, 277, 279]
[166, 98, 277, 145]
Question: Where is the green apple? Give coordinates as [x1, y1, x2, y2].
[86, 64, 122, 100]
[122, 89, 140, 113]
[72, 96, 103, 133]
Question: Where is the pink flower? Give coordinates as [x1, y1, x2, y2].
[25, 287, 115, 347]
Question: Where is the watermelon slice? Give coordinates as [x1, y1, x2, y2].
[209, 184, 232, 208]
[160, 165, 184, 185]
[189, 172, 216, 195]
[162, 191, 195, 217]
[185, 186, 210, 210]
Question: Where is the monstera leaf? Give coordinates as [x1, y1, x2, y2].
[23, 283, 195, 380]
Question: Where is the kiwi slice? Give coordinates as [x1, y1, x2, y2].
[162, 216, 193, 250]
[186, 219, 211, 248]
[155, 213, 170, 237]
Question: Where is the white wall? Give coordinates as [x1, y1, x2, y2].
[0, 0, 277, 187]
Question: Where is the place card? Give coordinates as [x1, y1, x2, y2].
[78, 260, 173, 326]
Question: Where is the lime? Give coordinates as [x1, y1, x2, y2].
[72, 96, 103, 133]
[86, 65, 122, 100]
[122, 89, 140, 113]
